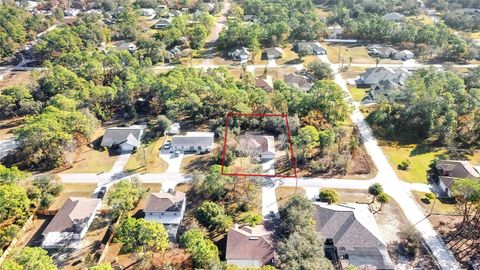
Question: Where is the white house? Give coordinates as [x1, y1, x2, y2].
[42, 197, 101, 249]
[226, 224, 274, 268]
[237, 135, 275, 160]
[144, 190, 186, 239]
[140, 8, 156, 17]
[64, 8, 80, 17]
[228, 47, 250, 62]
[165, 123, 180, 135]
[100, 126, 144, 152]
[393, 50, 414, 60]
[171, 132, 214, 152]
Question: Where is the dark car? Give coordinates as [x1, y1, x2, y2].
[97, 186, 107, 199]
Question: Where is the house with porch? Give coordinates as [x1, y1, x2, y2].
[100, 126, 144, 152]
[237, 135, 275, 160]
[171, 132, 215, 152]
[144, 190, 186, 239]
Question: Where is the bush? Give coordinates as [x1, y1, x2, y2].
[319, 189, 339, 204]
[398, 159, 412, 171]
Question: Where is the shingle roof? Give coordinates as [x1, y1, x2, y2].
[144, 191, 186, 212]
[43, 197, 101, 235]
[226, 224, 274, 265]
[360, 67, 410, 86]
[314, 203, 394, 270]
[255, 75, 274, 91]
[265, 47, 284, 58]
[100, 127, 143, 148]
[283, 73, 313, 90]
[171, 132, 214, 148]
[237, 135, 275, 154]
[437, 160, 480, 179]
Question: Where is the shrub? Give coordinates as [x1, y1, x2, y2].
[319, 189, 339, 204]
[398, 159, 412, 171]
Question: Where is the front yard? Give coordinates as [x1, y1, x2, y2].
[124, 136, 169, 173]
[321, 43, 401, 65]
[275, 186, 306, 208]
[348, 86, 367, 102]
[412, 191, 457, 215]
[48, 183, 97, 211]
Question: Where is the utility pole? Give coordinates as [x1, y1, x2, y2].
[143, 147, 148, 172]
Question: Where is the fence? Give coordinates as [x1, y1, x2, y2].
[0, 214, 35, 265]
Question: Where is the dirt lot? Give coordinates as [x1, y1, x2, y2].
[275, 186, 306, 208]
[0, 71, 38, 89]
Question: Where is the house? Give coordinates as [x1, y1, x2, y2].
[237, 135, 275, 160]
[435, 160, 480, 197]
[366, 79, 403, 102]
[264, 47, 284, 60]
[42, 197, 101, 249]
[226, 224, 274, 268]
[368, 45, 398, 58]
[228, 47, 250, 62]
[144, 190, 186, 239]
[168, 45, 186, 58]
[382, 12, 405, 22]
[243, 14, 258, 22]
[64, 8, 80, 17]
[100, 126, 144, 152]
[294, 42, 327, 55]
[393, 50, 414, 60]
[327, 25, 344, 39]
[165, 123, 180, 135]
[155, 18, 172, 29]
[314, 203, 394, 270]
[171, 132, 214, 152]
[116, 42, 137, 52]
[284, 73, 313, 92]
[358, 67, 411, 86]
[255, 75, 274, 91]
[140, 8, 156, 17]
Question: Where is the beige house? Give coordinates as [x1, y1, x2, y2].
[237, 135, 275, 160]
[255, 75, 274, 91]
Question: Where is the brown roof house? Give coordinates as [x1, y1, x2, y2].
[255, 75, 274, 91]
[237, 135, 275, 160]
[42, 197, 101, 249]
[314, 203, 394, 270]
[436, 160, 480, 197]
[226, 224, 274, 268]
[144, 190, 186, 239]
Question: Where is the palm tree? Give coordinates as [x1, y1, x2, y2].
[376, 192, 390, 212]
[375, 57, 380, 67]
[368, 183, 383, 204]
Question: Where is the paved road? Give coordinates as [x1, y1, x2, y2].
[317, 54, 461, 270]
[261, 158, 278, 219]
[0, 138, 17, 160]
[202, 0, 231, 67]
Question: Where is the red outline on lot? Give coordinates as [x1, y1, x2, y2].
[221, 112, 297, 178]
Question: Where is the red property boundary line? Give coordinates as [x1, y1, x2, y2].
[220, 112, 298, 178]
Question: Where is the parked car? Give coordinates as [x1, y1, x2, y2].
[164, 141, 171, 150]
[174, 150, 180, 157]
[97, 186, 107, 199]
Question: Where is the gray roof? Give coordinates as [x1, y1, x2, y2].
[360, 67, 410, 86]
[295, 42, 327, 54]
[100, 127, 143, 148]
[144, 191, 185, 212]
[314, 203, 394, 270]
[171, 132, 214, 148]
[43, 197, 101, 235]
[265, 47, 283, 58]
[382, 12, 405, 21]
[284, 73, 313, 91]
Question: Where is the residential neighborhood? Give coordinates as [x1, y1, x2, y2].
[0, 0, 480, 269]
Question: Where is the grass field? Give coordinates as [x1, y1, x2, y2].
[63, 128, 118, 173]
[124, 136, 169, 173]
[275, 186, 306, 208]
[348, 86, 367, 102]
[382, 144, 445, 183]
[412, 191, 457, 215]
[49, 183, 97, 210]
[322, 43, 401, 64]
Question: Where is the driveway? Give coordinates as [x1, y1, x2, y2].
[159, 149, 185, 173]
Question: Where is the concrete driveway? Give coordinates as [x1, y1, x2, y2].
[159, 148, 184, 173]
[0, 138, 17, 159]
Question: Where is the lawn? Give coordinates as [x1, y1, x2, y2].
[63, 128, 118, 173]
[49, 183, 97, 210]
[407, 15, 434, 25]
[328, 188, 371, 204]
[348, 86, 367, 102]
[322, 43, 400, 64]
[382, 144, 446, 183]
[124, 136, 169, 173]
[412, 191, 457, 215]
[275, 186, 306, 208]
[0, 71, 38, 89]
[276, 45, 301, 65]
[180, 153, 211, 173]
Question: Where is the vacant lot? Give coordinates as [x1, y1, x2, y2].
[322, 43, 401, 64]
[275, 186, 306, 208]
[63, 128, 118, 173]
[124, 136, 169, 173]
[0, 71, 37, 89]
[49, 183, 97, 210]
[382, 144, 446, 183]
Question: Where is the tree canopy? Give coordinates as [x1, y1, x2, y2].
[1, 247, 56, 270]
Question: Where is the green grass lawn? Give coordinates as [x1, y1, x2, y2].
[382, 144, 446, 183]
[124, 137, 169, 173]
[348, 86, 367, 102]
[412, 191, 457, 215]
[49, 183, 97, 210]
